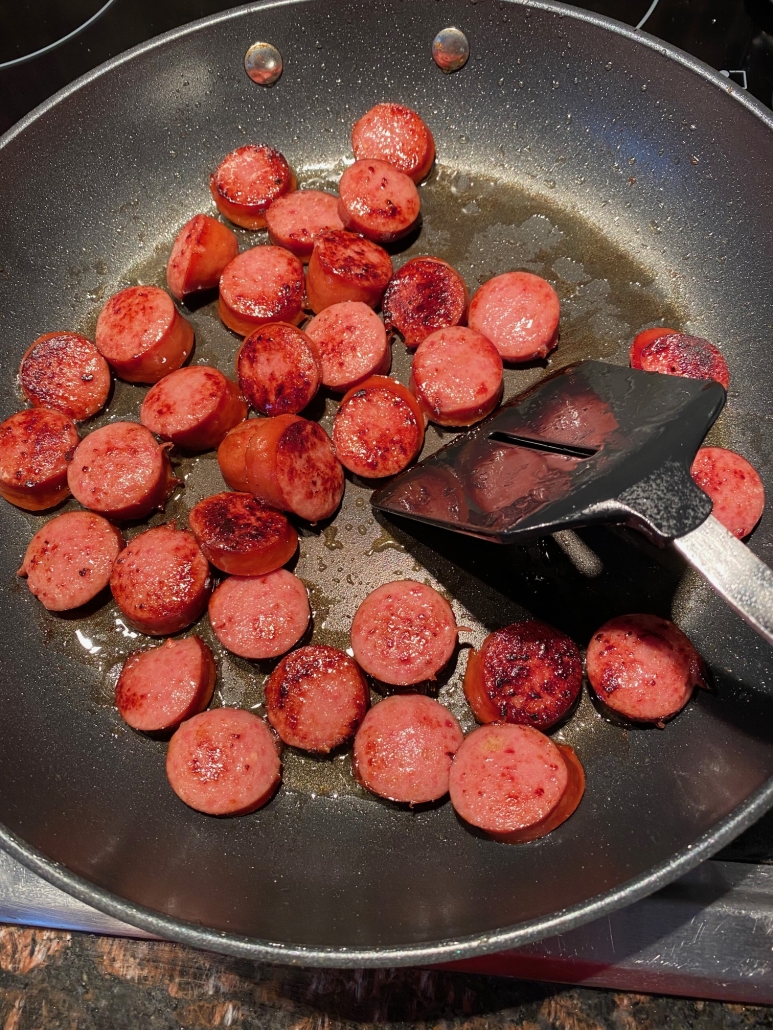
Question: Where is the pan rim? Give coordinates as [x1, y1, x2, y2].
[2, 0, 773, 965]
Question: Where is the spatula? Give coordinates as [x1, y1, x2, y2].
[371, 361, 773, 647]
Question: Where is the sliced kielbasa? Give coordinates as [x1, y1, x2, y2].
[265, 645, 369, 753]
[410, 326, 503, 427]
[382, 257, 469, 348]
[0, 408, 78, 511]
[306, 230, 392, 313]
[68, 422, 176, 522]
[110, 524, 212, 636]
[338, 159, 420, 243]
[630, 329, 730, 390]
[350, 580, 457, 685]
[116, 636, 215, 732]
[188, 492, 297, 576]
[218, 246, 305, 336]
[332, 375, 424, 479]
[265, 190, 345, 260]
[19, 332, 111, 422]
[352, 694, 463, 804]
[166, 214, 239, 301]
[304, 301, 390, 393]
[18, 510, 124, 611]
[351, 103, 436, 184]
[210, 144, 296, 229]
[463, 620, 582, 730]
[217, 419, 264, 493]
[208, 569, 310, 660]
[449, 723, 585, 843]
[236, 323, 321, 416]
[140, 365, 247, 451]
[690, 446, 765, 539]
[95, 285, 194, 384]
[166, 708, 281, 815]
[468, 271, 560, 363]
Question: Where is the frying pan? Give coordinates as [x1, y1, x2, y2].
[1, 0, 773, 967]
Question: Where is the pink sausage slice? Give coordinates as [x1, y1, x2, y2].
[306, 230, 392, 313]
[265, 645, 369, 753]
[208, 569, 310, 659]
[166, 708, 280, 815]
[18, 510, 124, 611]
[449, 723, 584, 843]
[332, 376, 424, 479]
[95, 285, 194, 384]
[304, 301, 390, 393]
[116, 636, 215, 732]
[68, 422, 176, 522]
[216, 420, 264, 493]
[630, 329, 730, 390]
[237, 323, 321, 416]
[691, 446, 765, 539]
[19, 332, 111, 422]
[188, 492, 298, 576]
[110, 525, 212, 636]
[382, 257, 469, 348]
[352, 694, 463, 804]
[338, 159, 421, 243]
[218, 247, 305, 336]
[166, 214, 239, 301]
[350, 580, 457, 685]
[352, 103, 436, 184]
[468, 272, 560, 363]
[586, 613, 706, 724]
[410, 326, 503, 427]
[210, 145, 296, 230]
[140, 366, 246, 451]
[265, 190, 345, 261]
[0, 408, 79, 511]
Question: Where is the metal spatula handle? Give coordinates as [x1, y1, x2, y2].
[673, 515, 773, 647]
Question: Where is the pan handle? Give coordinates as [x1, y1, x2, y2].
[672, 514, 773, 647]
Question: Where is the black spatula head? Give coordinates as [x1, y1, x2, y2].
[372, 361, 726, 545]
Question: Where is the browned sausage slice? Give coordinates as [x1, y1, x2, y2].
[338, 159, 420, 243]
[0, 408, 79, 511]
[140, 366, 247, 451]
[304, 301, 390, 393]
[166, 708, 280, 815]
[236, 323, 321, 416]
[690, 446, 765, 539]
[110, 525, 212, 636]
[382, 257, 469, 348]
[18, 510, 124, 610]
[468, 272, 560, 362]
[352, 694, 463, 804]
[95, 286, 194, 384]
[188, 492, 297, 576]
[210, 145, 296, 229]
[630, 329, 730, 389]
[216, 420, 264, 493]
[116, 636, 215, 732]
[265, 645, 369, 753]
[332, 375, 424, 478]
[19, 332, 111, 422]
[306, 230, 393, 313]
[352, 103, 436, 184]
[166, 214, 239, 300]
[208, 569, 310, 659]
[410, 326, 503, 427]
[265, 190, 345, 260]
[218, 247, 305, 336]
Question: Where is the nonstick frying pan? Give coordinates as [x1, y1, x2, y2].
[1, 0, 773, 966]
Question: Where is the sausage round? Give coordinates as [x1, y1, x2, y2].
[166, 214, 239, 300]
[332, 375, 424, 479]
[19, 332, 111, 422]
[338, 159, 421, 243]
[351, 103, 436, 184]
[690, 446, 765, 539]
[236, 323, 321, 416]
[216, 420, 264, 493]
[449, 723, 585, 843]
[218, 246, 305, 336]
[265, 645, 369, 753]
[586, 613, 706, 724]
[352, 694, 463, 804]
[630, 329, 730, 390]
[140, 365, 247, 451]
[209, 144, 296, 229]
[306, 230, 393, 312]
[95, 285, 194, 384]
[116, 636, 215, 732]
[0, 408, 79, 511]
[265, 190, 345, 261]
[463, 620, 583, 730]
[18, 511, 124, 611]
[245, 415, 345, 522]
[382, 257, 469, 348]
[208, 569, 310, 660]
[304, 301, 390, 393]
[110, 524, 212, 636]
[468, 271, 560, 363]
[410, 326, 503, 427]
[67, 422, 176, 522]
[166, 708, 281, 815]
[188, 492, 298, 576]
[350, 580, 457, 685]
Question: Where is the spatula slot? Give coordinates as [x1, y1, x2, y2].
[487, 431, 598, 460]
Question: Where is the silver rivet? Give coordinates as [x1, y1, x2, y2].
[432, 27, 469, 73]
[244, 42, 283, 85]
